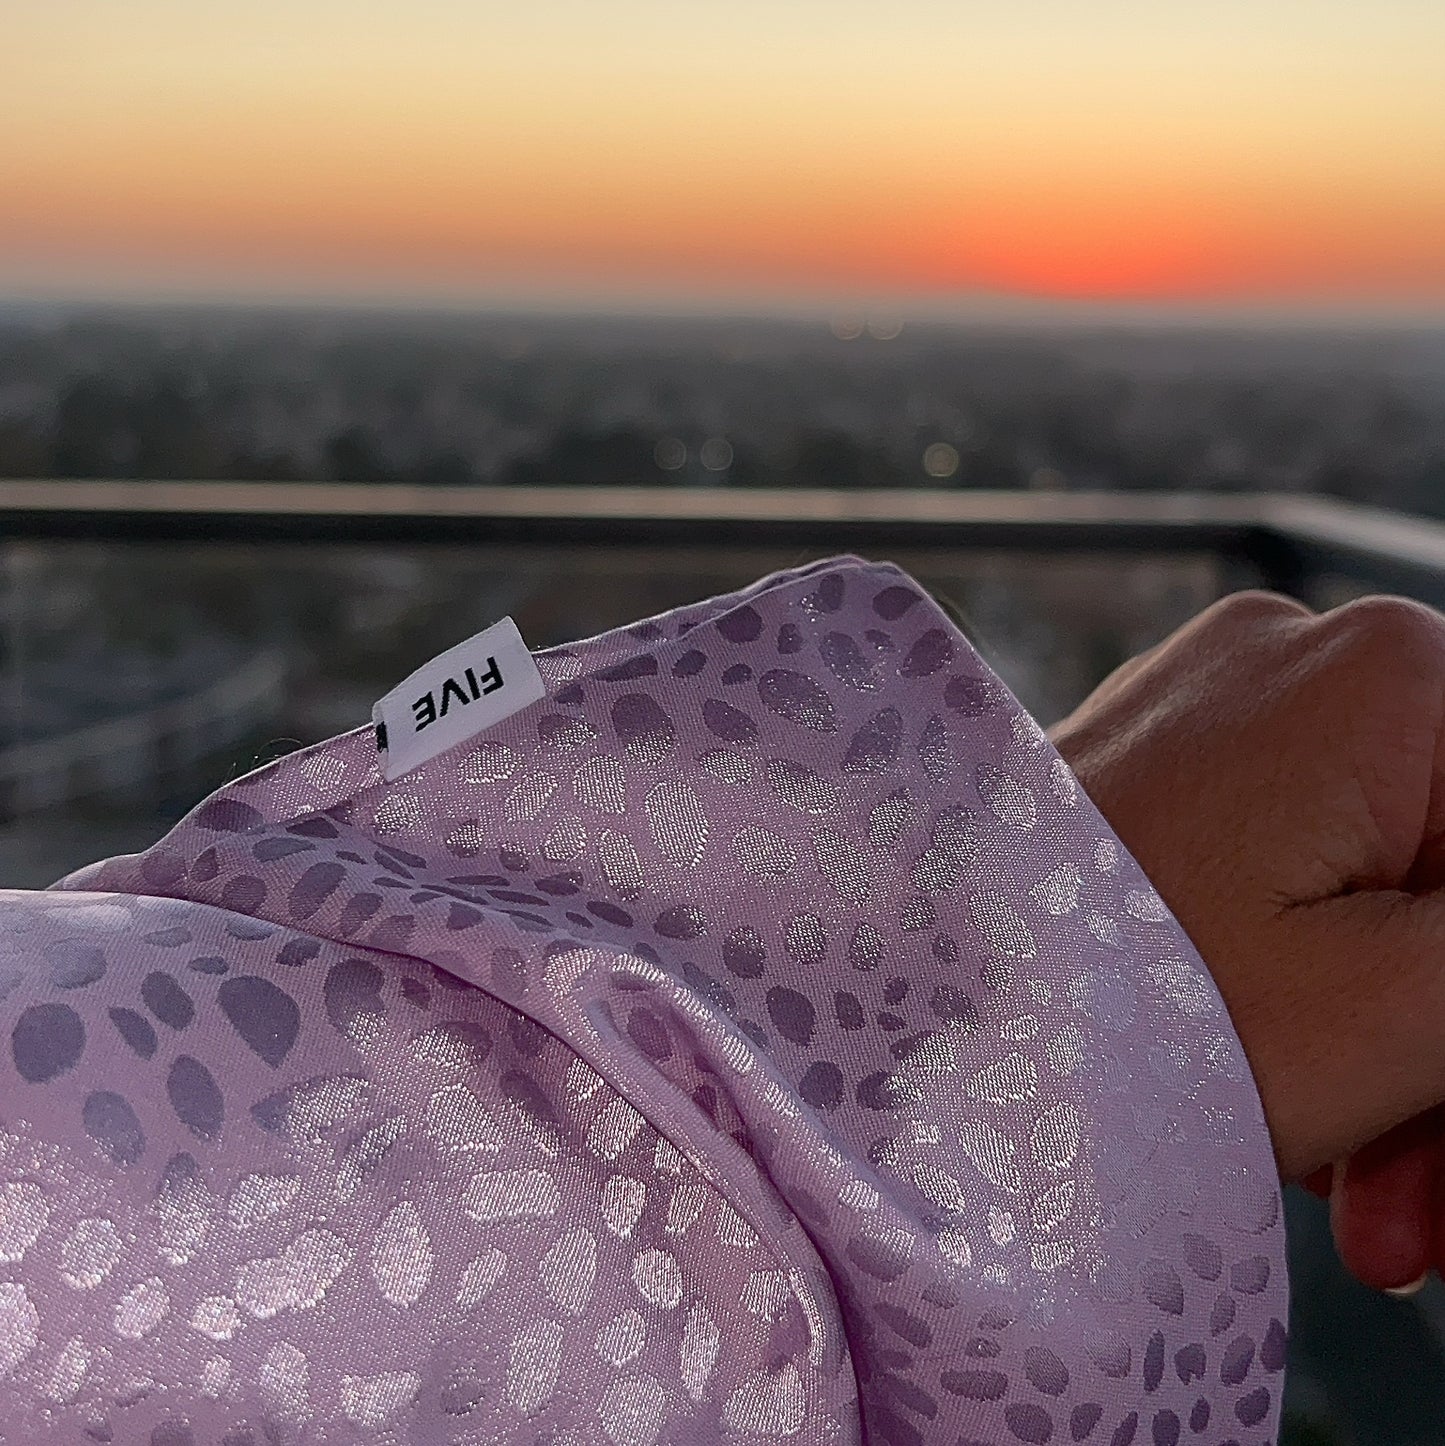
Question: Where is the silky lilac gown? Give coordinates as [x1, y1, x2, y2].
[0, 556, 1286, 1444]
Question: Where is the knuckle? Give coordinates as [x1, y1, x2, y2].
[1319, 594, 1445, 665]
[1206, 589, 1314, 631]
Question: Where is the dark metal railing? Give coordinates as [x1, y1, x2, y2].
[2, 480, 1444, 607]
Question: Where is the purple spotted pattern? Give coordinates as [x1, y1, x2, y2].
[0, 555, 1287, 1444]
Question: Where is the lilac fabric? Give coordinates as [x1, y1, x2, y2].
[0, 555, 1287, 1444]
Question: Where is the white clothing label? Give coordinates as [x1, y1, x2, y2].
[372, 616, 544, 781]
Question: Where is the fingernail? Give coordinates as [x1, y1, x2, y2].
[1385, 1274, 1429, 1298]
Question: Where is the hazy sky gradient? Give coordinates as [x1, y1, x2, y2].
[7, 0, 1445, 309]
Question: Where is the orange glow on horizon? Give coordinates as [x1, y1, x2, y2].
[6, 0, 1445, 309]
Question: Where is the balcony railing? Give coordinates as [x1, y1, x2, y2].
[2, 480, 1444, 608]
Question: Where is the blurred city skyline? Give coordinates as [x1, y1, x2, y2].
[8, 0, 1445, 314]
[4, 307, 1442, 511]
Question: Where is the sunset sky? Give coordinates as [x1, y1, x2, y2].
[6, 0, 1445, 312]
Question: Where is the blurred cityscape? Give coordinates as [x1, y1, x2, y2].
[1, 306, 1444, 507]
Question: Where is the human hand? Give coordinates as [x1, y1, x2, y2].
[1047, 590, 1445, 1292]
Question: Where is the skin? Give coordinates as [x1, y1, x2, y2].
[1046, 589, 1445, 1295]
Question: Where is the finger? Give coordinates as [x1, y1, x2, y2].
[1330, 1111, 1438, 1293]
[1264, 886, 1445, 1177]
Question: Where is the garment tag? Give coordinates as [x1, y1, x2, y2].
[372, 616, 545, 781]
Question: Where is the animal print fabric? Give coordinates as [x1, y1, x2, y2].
[0, 555, 1287, 1444]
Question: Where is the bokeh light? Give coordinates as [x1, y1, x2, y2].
[699, 437, 734, 472]
[653, 437, 687, 471]
[922, 443, 961, 479]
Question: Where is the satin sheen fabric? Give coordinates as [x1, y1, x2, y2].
[0, 556, 1286, 1444]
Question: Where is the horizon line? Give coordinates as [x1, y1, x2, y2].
[3, 281, 1445, 333]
